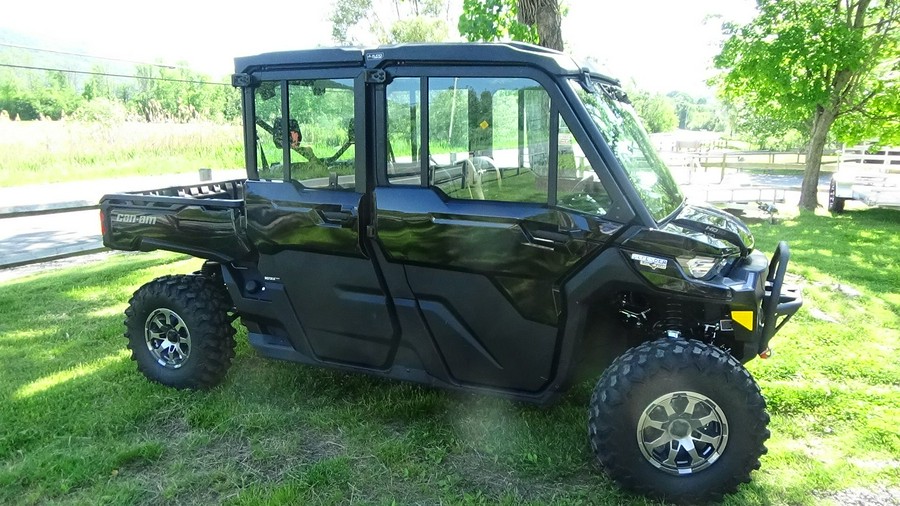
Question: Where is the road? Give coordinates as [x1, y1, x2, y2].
[670, 165, 832, 188]
[0, 210, 104, 268]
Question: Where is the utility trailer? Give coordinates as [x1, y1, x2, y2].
[829, 145, 900, 212]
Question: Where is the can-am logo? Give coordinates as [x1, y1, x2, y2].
[115, 213, 157, 225]
[631, 253, 668, 270]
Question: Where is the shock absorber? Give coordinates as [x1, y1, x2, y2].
[651, 301, 697, 339]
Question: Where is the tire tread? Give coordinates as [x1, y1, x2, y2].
[124, 274, 236, 389]
[588, 338, 769, 504]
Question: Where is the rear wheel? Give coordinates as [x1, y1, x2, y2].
[828, 179, 846, 213]
[588, 339, 769, 504]
[124, 274, 236, 389]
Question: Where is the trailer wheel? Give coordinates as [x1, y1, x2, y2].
[124, 275, 236, 389]
[828, 179, 846, 213]
[588, 339, 769, 504]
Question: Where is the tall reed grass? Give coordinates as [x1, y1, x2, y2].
[0, 119, 244, 187]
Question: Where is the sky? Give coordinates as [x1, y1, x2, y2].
[0, 0, 757, 96]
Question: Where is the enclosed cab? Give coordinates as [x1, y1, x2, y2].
[101, 43, 802, 503]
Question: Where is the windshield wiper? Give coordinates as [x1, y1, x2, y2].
[600, 83, 630, 104]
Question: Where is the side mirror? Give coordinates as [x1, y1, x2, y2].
[258, 81, 277, 100]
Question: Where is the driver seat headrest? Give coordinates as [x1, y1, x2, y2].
[273, 118, 301, 148]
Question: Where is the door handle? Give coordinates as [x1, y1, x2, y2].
[527, 227, 586, 246]
[317, 207, 356, 227]
[532, 229, 571, 243]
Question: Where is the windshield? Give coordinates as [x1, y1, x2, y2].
[569, 80, 683, 221]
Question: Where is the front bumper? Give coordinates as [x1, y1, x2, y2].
[761, 242, 802, 345]
[727, 242, 802, 358]
[625, 239, 803, 361]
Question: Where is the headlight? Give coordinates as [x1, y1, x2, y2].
[677, 256, 723, 279]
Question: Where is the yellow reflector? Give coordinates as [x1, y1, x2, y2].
[732, 311, 754, 331]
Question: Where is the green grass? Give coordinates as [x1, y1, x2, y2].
[0, 210, 898, 504]
[741, 208, 900, 504]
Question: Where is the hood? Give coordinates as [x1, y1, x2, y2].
[664, 203, 754, 257]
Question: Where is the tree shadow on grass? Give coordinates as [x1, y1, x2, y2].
[0, 253, 196, 463]
[0, 253, 189, 388]
[749, 208, 900, 315]
[5, 220, 892, 504]
[0, 251, 647, 503]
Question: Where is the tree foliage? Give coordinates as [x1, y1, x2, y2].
[458, 0, 538, 44]
[0, 70, 82, 120]
[331, 0, 374, 44]
[666, 91, 728, 132]
[0, 61, 239, 123]
[627, 88, 678, 133]
[390, 16, 450, 42]
[330, 0, 451, 44]
[81, 66, 114, 101]
[458, 0, 563, 50]
[713, 0, 900, 209]
[129, 65, 238, 123]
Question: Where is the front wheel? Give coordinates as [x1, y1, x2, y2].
[588, 339, 769, 504]
[124, 274, 236, 389]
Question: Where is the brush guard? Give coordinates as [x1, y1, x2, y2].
[759, 241, 802, 350]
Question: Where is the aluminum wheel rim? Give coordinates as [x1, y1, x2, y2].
[636, 390, 729, 475]
[145, 308, 191, 369]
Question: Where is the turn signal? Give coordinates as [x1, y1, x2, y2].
[759, 347, 773, 359]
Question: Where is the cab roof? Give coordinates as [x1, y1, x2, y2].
[234, 42, 616, 83]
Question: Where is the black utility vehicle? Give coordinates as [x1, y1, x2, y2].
[101, 43, 802, 503]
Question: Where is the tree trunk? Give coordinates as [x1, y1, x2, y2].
[517, 0, 564, 51]
[800, 107, 837, 210]
[797, 1, 872, 210]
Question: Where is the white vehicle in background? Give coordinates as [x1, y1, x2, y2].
[829, 145, 900, 212]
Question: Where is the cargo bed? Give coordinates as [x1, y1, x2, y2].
[100, 179, 252, 262]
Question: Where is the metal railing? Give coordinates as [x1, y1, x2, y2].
[0, 204, 106, 270]
[839, 147, 900, 173]
[692, 150, 840, 168]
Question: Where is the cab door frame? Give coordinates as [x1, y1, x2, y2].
[239, 66, 403, 369]
[368, 63, 633, 393]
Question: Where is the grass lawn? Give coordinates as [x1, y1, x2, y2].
[0, 209, 897, 505]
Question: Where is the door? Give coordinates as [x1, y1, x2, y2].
[245, 74, 397, 368]
[373, 70, 627, 392]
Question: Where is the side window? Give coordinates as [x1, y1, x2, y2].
[253, 79, 356, 189]
[427, 77, 549, 204]
[557, 115, 611, 216]
[255, 81, 285, 181]
[386, 78, 422, 185]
